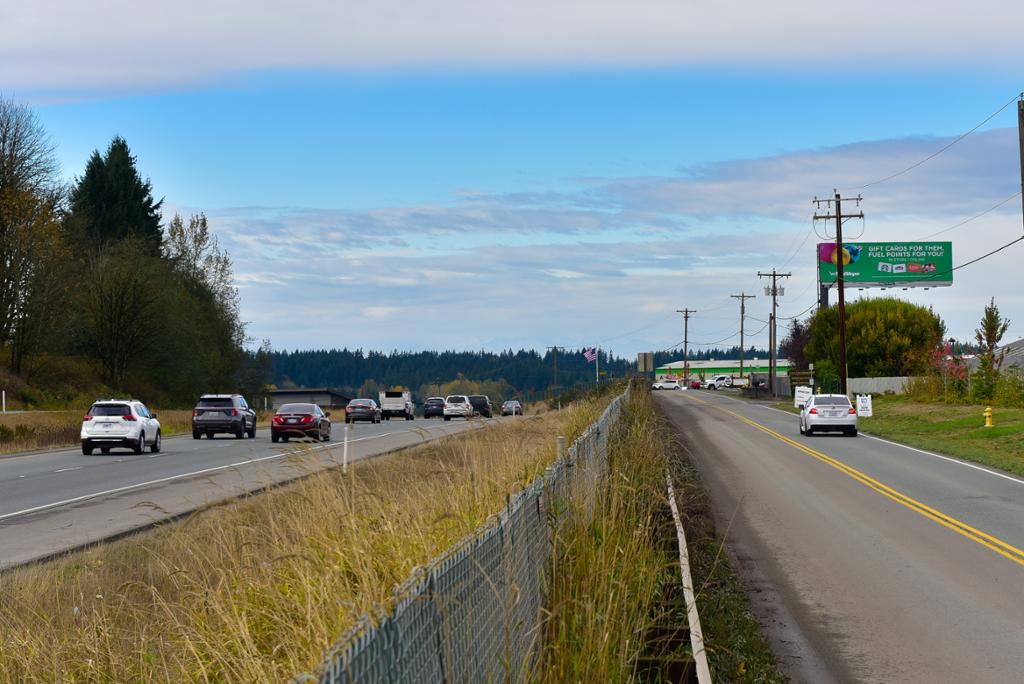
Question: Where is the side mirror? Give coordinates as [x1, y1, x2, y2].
[325, 411, 331, 417]
[150, 412, 158, 419]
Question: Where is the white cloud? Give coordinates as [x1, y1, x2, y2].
[2, 1, 1023, 94]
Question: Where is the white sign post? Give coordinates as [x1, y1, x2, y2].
[342, 423, 350, 473]
[794, 385, 813, 409]
[856, 395, 873, 417]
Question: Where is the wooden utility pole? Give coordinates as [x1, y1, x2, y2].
[1018, 94, 1024, 233]
[757, 271, 791, 395]
[730, 293, 756, 378]
[676, 309, 696, 385]
[813, 191, 864, 395]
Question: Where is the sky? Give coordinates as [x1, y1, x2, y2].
[3, 1, 1024, 357]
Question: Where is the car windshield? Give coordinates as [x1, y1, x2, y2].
[89, 404, 131, 416]
[198, 397, 233, 407]
[278, 403, 315, 413]
[815, 397, 852, 406]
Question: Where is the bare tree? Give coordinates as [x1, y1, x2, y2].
[0, 97, 58, 197]
[164, 212, 238, 315]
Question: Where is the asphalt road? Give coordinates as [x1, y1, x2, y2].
[0, 416, 488, 568]
[655, 390, 1024, 684]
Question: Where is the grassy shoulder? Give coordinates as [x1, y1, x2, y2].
[0, 394, 609, 682]
[858, 395, 1024, 477]
[541, 387, 783, 683]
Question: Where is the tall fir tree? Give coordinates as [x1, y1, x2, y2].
[68, 137, 163, 254]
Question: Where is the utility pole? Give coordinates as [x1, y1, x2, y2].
[813, 191, 864, 396]
[1018, 94, 1024, 233]
[676, 309, 696, 385]
[730, 293, 756, 378]
[757, 270, 791, 395]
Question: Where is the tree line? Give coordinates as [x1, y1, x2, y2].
[0, 97, 259, 407]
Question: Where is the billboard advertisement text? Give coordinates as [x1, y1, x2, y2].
[817, 242, 953, 288]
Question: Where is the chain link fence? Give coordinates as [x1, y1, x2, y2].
[296, 388, 629, 684]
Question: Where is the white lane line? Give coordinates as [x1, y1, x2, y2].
[53, 466, 82, 473]
[0, 425, 458, 522]
[691, 392, 1024, 488]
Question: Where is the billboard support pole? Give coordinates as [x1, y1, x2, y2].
[813, 192, 864, 396]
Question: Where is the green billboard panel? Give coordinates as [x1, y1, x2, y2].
[817, 242, 953, 288]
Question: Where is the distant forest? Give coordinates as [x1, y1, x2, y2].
[269, 345, 770, 400]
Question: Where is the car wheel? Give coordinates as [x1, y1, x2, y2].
[82, 442, 94, 455]
[192, 430, 201, 440]
[444, 416, 451, 421]
[134, 433, 145, 455]
[235, 425, 244, 439]
[799, 422, 804, 435]
[322, 428, 330, 441]
[283, 435, 290, 442]
[272, 434, 279, 443]
[849, 428, 858, 437]
[151, 431, 161, 453]
[312, 429, 321, 441]
[805, 427, 814, 436]
[248, 424, 256, 438]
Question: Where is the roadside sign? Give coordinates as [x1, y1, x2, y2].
[794, 385, 812, 408]
[856, 395, 873, 417]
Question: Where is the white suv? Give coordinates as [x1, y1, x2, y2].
[443, 395, 474, 421]
[81, 399, 162, 455]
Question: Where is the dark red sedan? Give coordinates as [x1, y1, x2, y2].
[271, 403, 332, 442]
[345, 398, 382, 424]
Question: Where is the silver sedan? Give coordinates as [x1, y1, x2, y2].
[799, 394, 858, 437]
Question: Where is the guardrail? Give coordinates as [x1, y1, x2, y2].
[294, 388, 629, 684]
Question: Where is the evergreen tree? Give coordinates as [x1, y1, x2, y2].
[68, 137, 163, 254]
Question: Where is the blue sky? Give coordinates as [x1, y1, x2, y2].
[6, 1, 1024, 356]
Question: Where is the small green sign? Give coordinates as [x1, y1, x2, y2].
[818, 241, 953, 287]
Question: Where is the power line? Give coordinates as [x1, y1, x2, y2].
[915, 191, 1022, 240]
[847, 93, 1021, 191]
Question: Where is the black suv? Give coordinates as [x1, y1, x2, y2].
[468, 395, 493, 418]
[423, 397, 445, 419]
[192, 394, 257, 439]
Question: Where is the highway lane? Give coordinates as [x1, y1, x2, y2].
[0, 417, 488, 568]
[655, 390, 1024, 684]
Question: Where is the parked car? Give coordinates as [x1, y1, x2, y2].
[468, 394, 493, 418]
[81, 399, 161, 455]
[799, 394, 858, 437]
[704, 374, 734, 390]
[444, 395, 474, 421]
[272, 403, 332, 441]
[191, 394, 256, 439]
[344, 398, 381, 424]
[423, 396, 446, 419]
[501, 400, 523, 416]
[652, 379, 682, 390]
[690, 380, 703, 389]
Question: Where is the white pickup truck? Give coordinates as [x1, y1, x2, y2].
[705, 374, 750, 390]
[378, 390, 415, 421]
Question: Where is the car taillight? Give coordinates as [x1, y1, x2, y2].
[273, 415, 284, 424]
[231, 408, 239, 416]
[808, 407, 818, 414]
[300, 414, 313, 424]
[83, 415, 93, 421]
[849, 408, 857, 414]
[192, 408, 198, 417]
[123, 414, 136, 421]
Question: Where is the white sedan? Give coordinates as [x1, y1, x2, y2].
[652, 379, 682, 390]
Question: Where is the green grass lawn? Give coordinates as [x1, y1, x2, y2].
[858, 396, 1024, 477]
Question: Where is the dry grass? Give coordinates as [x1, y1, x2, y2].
[0, 399, 604, 682]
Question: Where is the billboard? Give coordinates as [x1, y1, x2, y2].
[817, 242, 953, 288]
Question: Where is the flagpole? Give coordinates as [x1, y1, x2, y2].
[595, 346, 600, 385]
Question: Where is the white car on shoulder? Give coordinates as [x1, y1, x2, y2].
[652, 379, 682, 390]
[81, 399, 162, 455]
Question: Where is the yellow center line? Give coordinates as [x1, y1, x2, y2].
[676, 392, 1024, 568]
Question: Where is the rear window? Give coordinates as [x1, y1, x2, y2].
[815, 397, 852, 406]
[350, 399, 371, 406]
[447, 396, 468, 403]
[426, 398, 444, 404]
[198, 397, 233, 407]
[89, 404, 131, 416]
[278, 403, 315, 413]
[384, 391, 404, 398]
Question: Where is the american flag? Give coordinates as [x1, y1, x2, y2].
[583, 347, 597, 363]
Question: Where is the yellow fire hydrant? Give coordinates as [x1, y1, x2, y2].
[984, 406, 993, 428]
